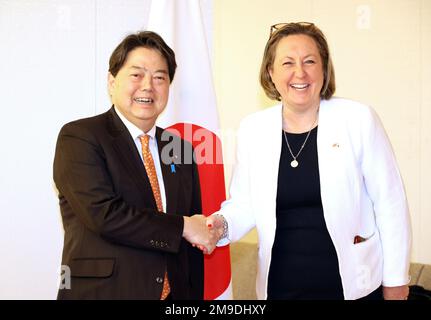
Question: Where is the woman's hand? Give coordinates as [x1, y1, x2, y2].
[383, 285, 409, 300]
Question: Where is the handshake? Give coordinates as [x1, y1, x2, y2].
[183, 214, 226, 255]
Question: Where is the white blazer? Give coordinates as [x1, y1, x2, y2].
[216, 97, 411, 300]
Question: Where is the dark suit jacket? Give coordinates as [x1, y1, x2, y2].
[53, 107, 203, 299]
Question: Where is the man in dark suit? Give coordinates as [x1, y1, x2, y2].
[53, 31, 215, 299]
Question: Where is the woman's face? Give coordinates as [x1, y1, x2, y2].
[269, 34, 324, 111]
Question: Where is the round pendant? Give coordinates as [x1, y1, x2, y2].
[290, 160, 298, 168]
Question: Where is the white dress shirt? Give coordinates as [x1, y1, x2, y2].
[114, 106, 167, 212]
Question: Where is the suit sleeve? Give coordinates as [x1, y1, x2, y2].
[188, 156, 204, 299]
[53, 122, 184, 253]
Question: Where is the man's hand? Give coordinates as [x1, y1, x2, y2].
[383, 285, 409, 300]
[183, 215, 219, 254]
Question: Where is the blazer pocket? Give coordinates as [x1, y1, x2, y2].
[352, 231, 381, 261]
[69, 258, 115, 278]
[353, 231, 375, 245]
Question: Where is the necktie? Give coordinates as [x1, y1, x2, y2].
[140, 134, 170, 300]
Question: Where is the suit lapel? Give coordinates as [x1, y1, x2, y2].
[106, 107, 157, 209]
[156, 127, 180, 214]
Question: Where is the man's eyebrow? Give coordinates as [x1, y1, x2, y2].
[153, 69, 169, 74]
[129, 66, 168, 74]
[129, 65, 144, 70]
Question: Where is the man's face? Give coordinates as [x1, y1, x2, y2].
[108, 47, 170, 132]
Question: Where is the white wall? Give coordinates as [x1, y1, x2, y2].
[0, 0, 152, 299]
[214, 0, 431, 263]
[0, 0, 215, 300]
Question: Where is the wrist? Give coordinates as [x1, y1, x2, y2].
[214, 214, 229, 241]
[182, 216, 190, 237]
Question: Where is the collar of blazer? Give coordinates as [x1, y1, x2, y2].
[106, 107, 181, 214]
[156, 127, 181, 214]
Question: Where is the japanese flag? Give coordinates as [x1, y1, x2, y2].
[147, 0, 232, 300]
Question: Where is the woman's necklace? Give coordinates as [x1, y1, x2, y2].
[282, 109, 319, 168]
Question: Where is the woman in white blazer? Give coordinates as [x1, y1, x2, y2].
[207, 22, 411, 300]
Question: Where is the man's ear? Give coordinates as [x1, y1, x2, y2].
[107, 72, 115, 96]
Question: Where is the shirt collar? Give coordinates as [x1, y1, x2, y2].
[114, 106, 156, 140]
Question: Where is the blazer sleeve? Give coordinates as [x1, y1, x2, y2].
[191, 152, 203, 216]
[360, 106, 411, 286]
[187, 157, 204, 299]
[53, 122, 184, 253]
[213, 118, 256, 243]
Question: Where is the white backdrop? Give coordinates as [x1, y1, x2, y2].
[0, 0, 154, 299]
[0, 0, 215, 300]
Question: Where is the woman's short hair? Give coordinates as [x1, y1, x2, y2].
[260, 22, 335, 101]
[109, 31, 176, 82]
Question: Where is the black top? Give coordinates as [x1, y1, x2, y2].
[267, 126, 344, 300]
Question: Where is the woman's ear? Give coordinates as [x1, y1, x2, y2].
[268, 67, 273, 81]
